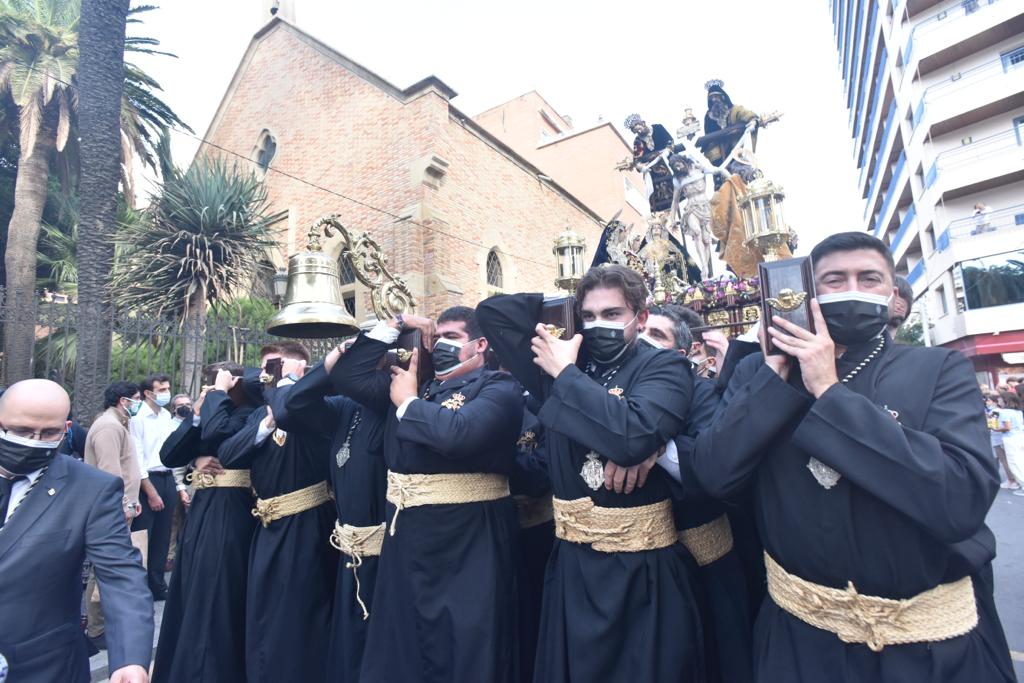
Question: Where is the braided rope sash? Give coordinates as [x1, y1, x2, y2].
[330, 520, 387, 620]
[513, 494, 554, 529]
[252, 481, 332, 528]
[765, 553, 978, 652]
[188, 469, 252, 490]
[552, 497, 677, 553]
[385, 471, 510, 536]
[678, 514, 734, 567]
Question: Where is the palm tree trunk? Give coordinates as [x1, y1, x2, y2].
[2, 123, 54, 384]
[73, 0, 129, 424]
[181, 283, 206, 397]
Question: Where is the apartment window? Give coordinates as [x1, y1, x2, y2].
[1015, 213, 1024, 226]
[1002, 46, 1024, 72]
[962, 0, 979, 14]
[1014, 116, 1024, 146]
[958, 250, 1024, 311]
[934, 284, 949, 316]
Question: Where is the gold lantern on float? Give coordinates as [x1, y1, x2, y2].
[553, 228, 586, 292]
[738, 175, 791, 262]
[267, 215, 416, 338]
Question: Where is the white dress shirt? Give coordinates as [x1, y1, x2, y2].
[130, 401, 177, 481]
[656, 440, 682, 483]
[4, 468, 44, 523]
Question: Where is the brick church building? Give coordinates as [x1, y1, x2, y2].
[200, 15, 643, 319]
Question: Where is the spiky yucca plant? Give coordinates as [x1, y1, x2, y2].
[114, 156, 284, 393]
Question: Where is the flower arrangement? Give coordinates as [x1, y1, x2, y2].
[680, 275, 761, 311]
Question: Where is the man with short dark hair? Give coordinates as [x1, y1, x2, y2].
[0, 379, 152, 683]
[334, 305, 523, 683]
[690, 231, 1014, 681]
[479, 264, 704, 682]
[131, 373, 182, 600]
[152, 363, 262, 683]
[217, 343, 338, 683]
[83, 381, 147, 649]
[889, 275, 913, 336]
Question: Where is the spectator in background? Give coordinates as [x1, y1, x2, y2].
[130, 374, 181, 601]
[889, 276, 913, 337]
[83, 381, 147, 651]
[971, 203, 994, 234]
[986, 393, 1018, 490]
[997, 391, 1024, 498]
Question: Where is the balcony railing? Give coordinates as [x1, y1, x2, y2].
[876, 152, 907, 234]
[912, 53, 1023, 131]
[936, 201, 1024, 250]
[935, 127, 1020, 170]
[904, 0, 1002, 65]
[864, 102, 899, 221]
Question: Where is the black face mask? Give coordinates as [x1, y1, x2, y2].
[432, 339, 477, 377]
[0, 432, 64, 476]
[174, 405, 193, 419]
[582, 315, 637, 365]
[817, 292, 891, 346]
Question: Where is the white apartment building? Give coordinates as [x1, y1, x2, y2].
[830, 0, 1024, 384]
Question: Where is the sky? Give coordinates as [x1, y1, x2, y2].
[131, 0, 865, 254]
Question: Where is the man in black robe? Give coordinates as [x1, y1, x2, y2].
[478, 265, 705, 682]
[276, 343, 387, 681]
[624, 113, 675, 212]
[217, 342, 339, 683]
[152, 363, 261, 683]
[510, 398, 554, 683]
[333, 306, 522, 683]
[688, 232, 1015, 682]
[637, 305, 753, 683]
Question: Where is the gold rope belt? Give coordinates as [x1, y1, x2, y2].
[385, 470, 510, 536]
[514, 494, 554, 529]
[552, 497, 677, 553]
[330, 520, 386, 620]
[252, 481, 332, 528]
[188, 469, 251, 490]
[678, 514, 733, 567]
[765, 552, 978, 652]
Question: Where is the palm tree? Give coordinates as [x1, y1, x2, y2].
[114, 157, 284, 394]
[0, 0, 191, 383]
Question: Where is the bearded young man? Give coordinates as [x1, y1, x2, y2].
[688, 231, 1014, 682]
[479, 265, 705, 682]
[333, 305, 523, 683]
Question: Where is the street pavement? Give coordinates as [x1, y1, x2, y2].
[89, 492, 1024, 681]
[990, 488, 1024, 680]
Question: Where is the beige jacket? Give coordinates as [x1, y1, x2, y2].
[84, 407, 142, 515]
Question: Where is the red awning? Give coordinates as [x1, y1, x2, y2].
[942, 330, 1024, 357]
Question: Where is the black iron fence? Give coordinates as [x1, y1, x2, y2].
[0, 288, 346, 399]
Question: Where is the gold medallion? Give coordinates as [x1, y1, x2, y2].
[517, 430, 538, 451]
[441, 392, 466, 411]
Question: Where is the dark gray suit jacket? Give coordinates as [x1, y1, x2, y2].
[0, 454, 153, 682]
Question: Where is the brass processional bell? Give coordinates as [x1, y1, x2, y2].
[267, 215, 417, 338]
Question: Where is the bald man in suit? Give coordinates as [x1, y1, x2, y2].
[0, 379, 153, 683]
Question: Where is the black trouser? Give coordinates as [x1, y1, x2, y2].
[141, 469, 177, 593]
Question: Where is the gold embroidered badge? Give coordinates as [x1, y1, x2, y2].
[441, 392, 466, 411]
[517, 430, 538, 450]
[608, 386, 624, 399]
[272, 428, 288, 447]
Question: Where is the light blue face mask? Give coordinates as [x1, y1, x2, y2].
[152, 392, 171, 408]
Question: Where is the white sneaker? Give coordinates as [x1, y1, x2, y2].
[1000, 481, 1021, 490]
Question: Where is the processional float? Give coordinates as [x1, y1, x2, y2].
[555, 78, 809, 339]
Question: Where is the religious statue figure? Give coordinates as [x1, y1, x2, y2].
[698, 80, 762, 170]
[622, 113, 675, 213]
[668, 153, 715, 277]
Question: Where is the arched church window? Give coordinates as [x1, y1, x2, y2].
[486, 250, 503, 289]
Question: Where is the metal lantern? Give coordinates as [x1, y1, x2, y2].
[271, 269, 289, 307]
[553, 228, 587, 292]
[738, 175, 790, 262]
